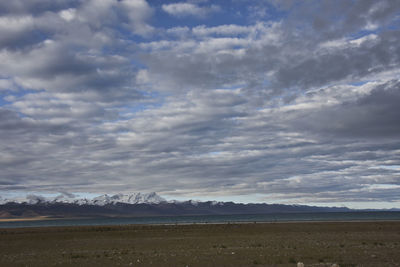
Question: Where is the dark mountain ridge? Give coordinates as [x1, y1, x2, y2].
[0, 200, 352, 219]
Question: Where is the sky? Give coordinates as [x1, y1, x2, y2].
[0, 0, 400, 209]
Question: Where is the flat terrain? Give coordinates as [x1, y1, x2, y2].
[1, 221, 400, 266]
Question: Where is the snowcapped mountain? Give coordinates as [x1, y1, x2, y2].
[0, 193, 354, 219]
[91, 192, 166, 206]
[1, 195, 353, 219]
[0, 192, 166, 206]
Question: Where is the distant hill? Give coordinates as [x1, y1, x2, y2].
[0, 192, 352, 219]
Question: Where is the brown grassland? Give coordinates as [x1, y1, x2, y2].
[1, 221, 400, 266]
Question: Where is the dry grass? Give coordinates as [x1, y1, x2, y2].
[1, 221, 400, 266]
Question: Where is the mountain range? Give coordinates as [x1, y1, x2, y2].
[0, 192, 166, 206]
[0, 192, 358, 219]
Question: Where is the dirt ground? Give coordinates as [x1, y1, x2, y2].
[1, 221, 400, 266]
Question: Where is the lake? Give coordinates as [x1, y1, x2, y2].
[1, 211, 400, 228]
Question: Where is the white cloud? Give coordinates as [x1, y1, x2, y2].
[136, 69, 149, 84]
[59, 8, 76, 21]
[162, 3, 219, 18]
[0, 15, 34, 31]
[192, 24, 250, 36]
[319, 34, 379, 50]
[166, 26, 190, 37]
[120, 0, 154, 36]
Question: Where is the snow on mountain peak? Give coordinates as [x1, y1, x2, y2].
[105, 192, 166, 205]
[87, 192, 167, 205]
[0, 192, 166, 206]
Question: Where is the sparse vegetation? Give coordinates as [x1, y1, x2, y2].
[0, 221, 399, 266]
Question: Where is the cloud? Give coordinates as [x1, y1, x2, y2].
[58, 191, 76, 198]
[272, 30, 400, 91]
[0, 15, 38, 50]
[119, 0, 154, 36]
[192, 24, 250, 37]
[0, 0, 400, 207]
[293, 80, 400, 138]
[162, 2, 220, 18]
[0, 78, 18, 91]
[0, 0, 82, 16]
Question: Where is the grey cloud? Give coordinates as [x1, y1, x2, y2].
[0, 0, 82, 16]
[277, 0, 400, 40]
[313, 0, 400, 38]
[0, 108, 72, 134]
[0, 17, 45, 51]
[0, 38, 143, 106]
[144, 22, 400, 105]
[234, 2, 397, 94]
[274, 30, 400, 90]
[1, 0, 399, 206]
[0, 0, 151, 104]
[293, 80, 400, 138]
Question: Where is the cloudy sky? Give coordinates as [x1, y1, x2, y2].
[1, 0, 400, 208]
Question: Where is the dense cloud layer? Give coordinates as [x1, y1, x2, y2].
[0, 0, 399, 208]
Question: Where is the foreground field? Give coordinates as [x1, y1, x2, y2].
[1, 221, 400, 266]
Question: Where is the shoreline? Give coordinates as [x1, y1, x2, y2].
[0, 216, 54, 222]
[1, 216, 400, 228]
[0, 216, 95, 222]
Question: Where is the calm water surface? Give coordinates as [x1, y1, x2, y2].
[1, 212, 400, 228]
